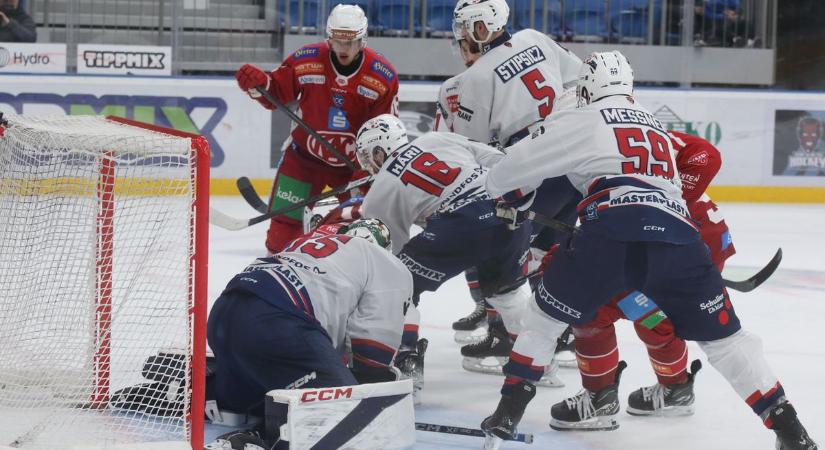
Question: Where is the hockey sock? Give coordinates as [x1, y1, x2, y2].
[697, 329, 784, 427]
[501, 375, 527, 396]
[401, 305, 421, 348]
[573, 324, 620, 392]
[633, 321, 688, 385]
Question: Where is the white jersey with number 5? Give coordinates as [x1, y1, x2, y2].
[486, 95, 697, 243]
[361, 132, 505, 253]
[452, 29, 582, 146]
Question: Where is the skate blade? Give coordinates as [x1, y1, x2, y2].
[483, 434, 503, 450]
[461, 357, 507, 375]
[549, 415, 619, 431]
[554, 350, 578, 368]
[626, 404, 695, 417]
[536, 374, 565, 388]
[453, 328, 489, 344]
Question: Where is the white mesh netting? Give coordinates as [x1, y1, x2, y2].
[0, 115, 199, 449]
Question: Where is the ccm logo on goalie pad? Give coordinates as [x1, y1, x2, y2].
[300, 387, 353, 403]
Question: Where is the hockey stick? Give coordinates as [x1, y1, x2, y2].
[415, 422, 533, 444]
[255, 87, 357, 171]
[209, 175, 373, 231]
[522, 210, 782, 293]
[237, 176, 269, 213]
[722, 248, 782, 293]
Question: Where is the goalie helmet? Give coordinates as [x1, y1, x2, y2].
[326, 4, 368, 41]
[577, 51, 634, 107]
[356, 114, 409, 174]
[340, 218, 391, 250]
[453, 0, 510, 44]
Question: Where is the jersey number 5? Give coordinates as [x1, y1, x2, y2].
[521, 69, 556, 119]
[400, 151, 461, 196]
[613, 127, 675, 179]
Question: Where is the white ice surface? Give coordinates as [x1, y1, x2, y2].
[207, 198, 825, 449]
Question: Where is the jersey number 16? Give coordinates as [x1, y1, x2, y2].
[400, 151, 461, 196]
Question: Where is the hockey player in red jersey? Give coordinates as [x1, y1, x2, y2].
[235, 4, 399, 254]
[549, 130, 739, 431]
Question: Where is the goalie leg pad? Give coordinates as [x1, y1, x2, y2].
[266, 379, 415, 450]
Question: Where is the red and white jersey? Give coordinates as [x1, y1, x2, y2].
[361, 132, 505, 253]
[452, 29, 582, 146]
[434, 73, 463, 132]
[266, 43, 399, 168]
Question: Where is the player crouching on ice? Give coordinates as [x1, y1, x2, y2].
[478, 51, 818, 450]
[354, 115, 563, 388]
[112, 218, 416, 450]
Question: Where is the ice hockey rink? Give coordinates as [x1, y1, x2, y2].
[207, 197, 825, 449]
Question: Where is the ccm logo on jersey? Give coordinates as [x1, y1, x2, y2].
[300, 387, 353, 403]
[643, 225, 666, 231]
[495, 46, 546, 82]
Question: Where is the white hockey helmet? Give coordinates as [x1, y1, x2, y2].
[453, 0, 510, 44]
[356, 114, 409, 174]
[340, 218, 391, 250]
[577, 51, 634, 107]
[326, 4, 368, 41]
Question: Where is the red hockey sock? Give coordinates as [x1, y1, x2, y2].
[634, 321, 689, 385]
[573, 325, 619, 392]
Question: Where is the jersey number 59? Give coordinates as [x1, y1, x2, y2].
[613, 127, 675, 179]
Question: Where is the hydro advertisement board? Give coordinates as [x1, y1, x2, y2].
[1, 74, 824, 197]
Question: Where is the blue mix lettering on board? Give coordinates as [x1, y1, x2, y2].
[332, 92, 345, 108]
[328, 107, 349, 130]
[371, 60, 395, 82]
[293, 46, 319, 60]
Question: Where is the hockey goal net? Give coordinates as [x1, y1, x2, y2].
[0, 115, 208, 449]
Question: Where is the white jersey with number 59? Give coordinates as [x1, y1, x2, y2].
[452, 29, 582, 146]
[361, 132, 504, 253]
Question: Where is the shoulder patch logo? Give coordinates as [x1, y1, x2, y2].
[357, 85, 379, 100]
[371, 60, 395, 82]
[686, 151, 709, 166]
[295, 62, 324, 75]
[361, 75, 389, 95]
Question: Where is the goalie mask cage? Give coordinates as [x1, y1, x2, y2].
[0, 115, 208, 450]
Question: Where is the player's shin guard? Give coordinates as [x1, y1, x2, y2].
[503, 301, 569, 387]
[697, 328, 817, 447]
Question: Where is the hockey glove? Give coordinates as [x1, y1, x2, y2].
[235, 64, 274, 109]
[495, 191, 535, 230]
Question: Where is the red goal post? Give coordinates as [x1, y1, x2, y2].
[0, 114, 209, 449]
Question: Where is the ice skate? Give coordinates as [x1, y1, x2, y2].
[395, 338, 428, 404]
[460, 320, 512, 375]
[452, 299, 488, 344]
[768, 401, 818, 450]
[481, 380, 537, 448]
[626, 359, 701, 417]
[549, 361, 626, 431]
[554, 326, 577, 368]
